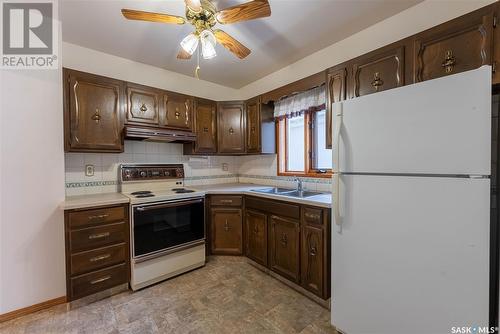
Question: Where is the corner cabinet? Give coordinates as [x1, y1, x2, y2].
[64, 69, 125, 152]
[217, 102, 246, 154]
[245, 97, 261, 153]
[184, 98, 218, 154]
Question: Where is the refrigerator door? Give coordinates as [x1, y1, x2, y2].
[333, 66, 491, 175]
[332, 174, 490, 334]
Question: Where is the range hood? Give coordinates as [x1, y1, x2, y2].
[124, 126, 196, 143]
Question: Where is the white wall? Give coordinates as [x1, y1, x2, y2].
[239, 0, 497, 99]
[0, 67, 66, 314]
[62, 42, 241, 101]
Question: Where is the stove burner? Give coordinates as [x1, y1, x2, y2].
[172, 188, 195, 194]
[135, 193, 155, 198]
[131, 191, 153, 195]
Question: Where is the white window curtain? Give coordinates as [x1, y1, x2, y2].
[273, 84, 326, 119]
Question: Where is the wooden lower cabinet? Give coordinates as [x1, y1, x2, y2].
[269, 215, 301, 283]
[301, 225, 325, 297]
[245, 209, 268, 266]
[211, 208, 243, 255]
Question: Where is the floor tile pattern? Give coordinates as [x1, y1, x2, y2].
[0, 256, 338, 334]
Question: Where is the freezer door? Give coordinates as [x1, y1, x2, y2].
[331, 175, 490, 334]
[333, 66, 491, 175]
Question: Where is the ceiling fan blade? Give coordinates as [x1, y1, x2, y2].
[121, 9, 185, 25]
[214, 29, 251, 59]
[177, 48, 192, 60]
[216, 0, 271, 24]
[185, 0, 202, 13]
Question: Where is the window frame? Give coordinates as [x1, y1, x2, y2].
[277, 109, 333, 178]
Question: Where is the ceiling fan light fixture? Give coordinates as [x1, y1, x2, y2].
[200, 29, 216, 59]
[180, 32, 199, 55]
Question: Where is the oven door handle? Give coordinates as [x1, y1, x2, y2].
[135, 198, 204, 212]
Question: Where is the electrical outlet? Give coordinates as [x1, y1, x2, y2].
[222, 163, 229, 171]
[85, 164, 94, 177]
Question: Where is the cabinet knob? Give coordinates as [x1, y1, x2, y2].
[229, 127, 234, 135]
[91, 108, 101, 124]
[224, 220, 231, 232]
[280, 233, 288, 247]
[203, 127, 209, 132]
[441, 50, 456, 74]
[371, 72, 384, 91]
[140, 103, 148, 113]
[310, 246, 317, 257]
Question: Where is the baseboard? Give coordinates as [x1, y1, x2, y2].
[0, 296, 66, 323]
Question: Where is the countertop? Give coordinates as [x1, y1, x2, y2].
[61, 183, 332, 210]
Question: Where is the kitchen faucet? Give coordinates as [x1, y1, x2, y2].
[294, 177, 303, 192]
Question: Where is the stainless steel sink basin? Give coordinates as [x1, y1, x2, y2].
[250, 187, 295, 194]
[282, 190, 324, 198]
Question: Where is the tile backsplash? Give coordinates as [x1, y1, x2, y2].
[65, 140, 330, 196]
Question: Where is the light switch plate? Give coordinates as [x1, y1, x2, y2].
[85, 164, 94, 177]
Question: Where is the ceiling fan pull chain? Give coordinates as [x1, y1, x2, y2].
[195, 47, 201, 79]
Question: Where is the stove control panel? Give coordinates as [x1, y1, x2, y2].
[120, 164, 184, 181]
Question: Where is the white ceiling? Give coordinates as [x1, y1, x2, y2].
[61, 0, 423, 88]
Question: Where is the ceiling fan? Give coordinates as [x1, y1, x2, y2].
[121, 0, 271, 61]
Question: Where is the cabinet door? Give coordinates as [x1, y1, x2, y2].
[245, 210, 267, 266]
[413, 12, 494, 82]
[352, 45, 405, 98]
[246, 97, 261, 153]
[211, 208, 242, 255]
[218, 102, 245, 154]
[126, 83, 160, 126]
[193, 99, 217, 154]
[301, 225, 325, 298]
[162, 92, 193, 131]
[65, 69, 124, 152]
[269, 215, 300, 283]
[325, 67, 347, 149]
[494, 4, 500, 85]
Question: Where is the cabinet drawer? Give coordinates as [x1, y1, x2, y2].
[68, 206, 125, 229]
[302, 207, 324, 226]
[211, 195, 242, 207]
[70, 222, 127, 252]
[245, 196, 300, 219]
[70, 263, 127, 300]
[70, 243, 126, 276]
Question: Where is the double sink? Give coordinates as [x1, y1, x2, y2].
[250, 187, 325, 198]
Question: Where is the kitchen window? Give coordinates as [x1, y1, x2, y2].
[276, 85, 332, 177]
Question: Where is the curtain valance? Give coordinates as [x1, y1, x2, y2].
[273, 84, 325, 119]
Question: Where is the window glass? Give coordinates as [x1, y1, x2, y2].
[286, 115, 305, 171]
[313, 110, 333, 170]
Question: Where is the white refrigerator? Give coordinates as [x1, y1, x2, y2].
[331, 66, 493, 334]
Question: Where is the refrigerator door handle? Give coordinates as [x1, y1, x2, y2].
[332, 102, 343, 232]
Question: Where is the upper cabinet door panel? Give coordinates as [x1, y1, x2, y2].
[246, 97, 261, 153]
[352, 45, 405, 98]
[194, 99, 217, 154]
[218, 102, 245, 154]
[65, 70, 124, 152]
[126, 84, 160, 126]
[162, 93, 193, 131]
[414, 12, 493, 82]
[326, 67, 347, 149]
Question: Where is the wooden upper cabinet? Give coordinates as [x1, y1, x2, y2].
[245, 209, 268, 266]
[125, 83, 160, 126]
[64, 69, 124, 153]
[352, 45, 405, 98]
[190, 98, 217, 154]
[218, 102, 246, 154]
[269, 215, 300, 283]
[494, 3, 499, 84]
[161, 92, 193, 131]
[325, 67, 347, 149]
[246, 97, 261, 153]
[413, 10, 494, 83]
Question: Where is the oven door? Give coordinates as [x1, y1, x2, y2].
[132, 197, 205, 260]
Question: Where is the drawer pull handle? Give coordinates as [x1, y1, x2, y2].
[305, 213, 321, 220]
[88, 214, 109, 221]
[89, 254, 111, 262]
[371, 72, 384, 91]
[203, 127, 209, 132]
[441, 50, 456, 74]
[280, 233, 288, 247]
[224, 220, 231, 232]
[90, 276, 111, 285]
[310, 247, 317, 257]
[88, 232, 110, 240]
[220, 200, 233, 204]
